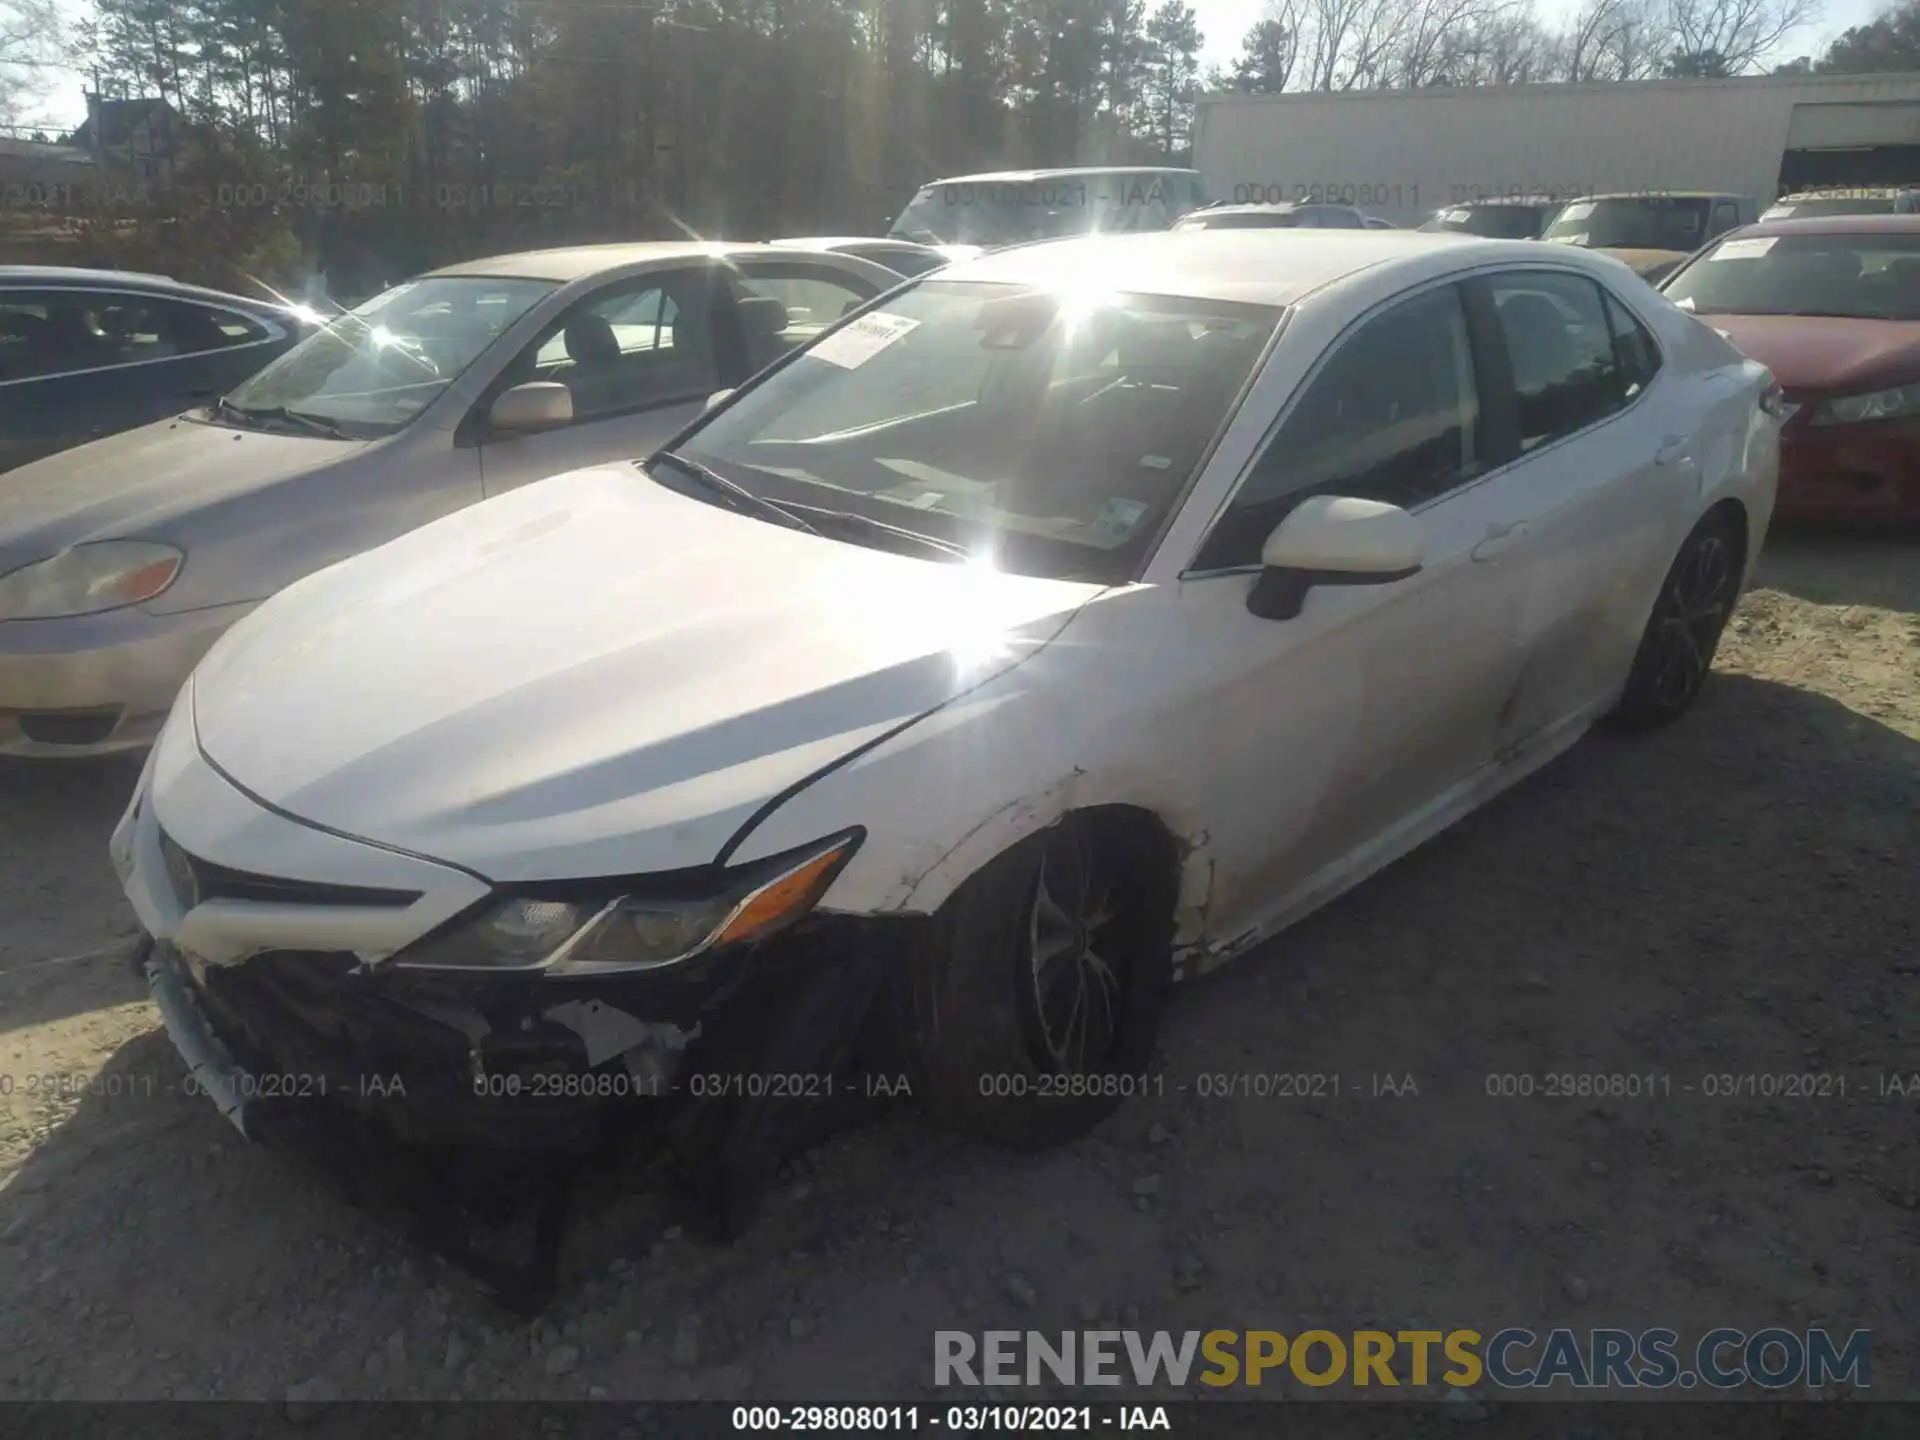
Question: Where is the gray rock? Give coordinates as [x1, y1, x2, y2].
[789, 1316, 816, 1339]
[1147, 1123, 1173, 1145]
[1442, 1390, 1490, 1422]
[589, 1386, 610, 1400]
[1173, 1252, 1206, 1291]
[1004, 1275, 1038, 1309]
[545, 1345, 582, 1377]
[284, 1375, 341, 1424]
[1132, 1176, 1164, 1198]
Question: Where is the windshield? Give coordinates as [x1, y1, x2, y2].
[1422, 205, 1551, 239]
[667, 280, 1280, 583]
[888, 173, 1201, 246]
[1542, 198, 1714, 251]
[222, 276, 556, 435]
[1662, 231, 1920, 321]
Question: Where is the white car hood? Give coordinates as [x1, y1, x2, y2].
[189, 464, 1102, 882]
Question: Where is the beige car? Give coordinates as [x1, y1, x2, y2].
[0, 241, 900, 756]
[1541, 192, 1759, 283]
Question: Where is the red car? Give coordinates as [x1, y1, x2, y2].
[1659, 214, 1920, 523]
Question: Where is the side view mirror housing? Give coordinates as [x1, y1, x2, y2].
[705, 388, 736, 413]
[489, 381, 572, 435]
[1248, 495, 1425, 621]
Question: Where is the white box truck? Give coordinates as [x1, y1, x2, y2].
[1191, 72, 1920, 228]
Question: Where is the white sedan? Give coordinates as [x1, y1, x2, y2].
[114, 230, 1780, 1224]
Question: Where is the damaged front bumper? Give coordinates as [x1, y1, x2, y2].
[141, 911, 904, 1152]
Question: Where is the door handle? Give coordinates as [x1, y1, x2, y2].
[1471, 521, 1529, 562]
[1654, 435, 1692, 468]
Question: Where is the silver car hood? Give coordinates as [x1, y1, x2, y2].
[0, 415, 369, 573]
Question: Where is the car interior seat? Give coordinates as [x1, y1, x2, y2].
[736, 295, 792, 373]
[560, 313, 626, 415]
[1497, 291, 1584, 442]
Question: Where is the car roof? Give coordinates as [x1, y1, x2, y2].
[936, 228, 1513, 306]
[1727, 213, 1920, 239]
[1774, 186, 1917, 200]
[917, 166, 1202, 186]
[0, 265, 287, 311]
[423, 241, 842, 283]
[1447, 196, 1561, 208]
[772, 236, 936, 253]
[1188, 202, 1355, 218]
[1569, 192, 1747, 202]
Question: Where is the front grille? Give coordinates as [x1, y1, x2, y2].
[16, 707, 122, 747]
[157, 829, 422, 910]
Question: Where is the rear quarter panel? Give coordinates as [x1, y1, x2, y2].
[1655, 304, 1781, 584]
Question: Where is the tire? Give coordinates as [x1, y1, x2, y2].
[1608, 507, 1743, 731]
[890, 810, 1176, 1150]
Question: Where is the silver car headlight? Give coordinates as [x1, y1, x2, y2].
[0, 541, 185, 621]
[1809, 380, 1920, 427]
[393, 828, 864, 977]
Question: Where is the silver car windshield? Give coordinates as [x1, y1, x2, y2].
[224, 276, 556, 435]
[669, 280, 1280, 584]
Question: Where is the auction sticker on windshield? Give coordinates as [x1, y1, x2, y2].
[1710, 237, 1778, 261]
[809, 312, 920, 369]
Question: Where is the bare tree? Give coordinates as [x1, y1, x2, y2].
[1662, 0, 1823, 73]
[0, 0, 61, 124]
[1559, 0, 1668, 79]
[1438, 5, 1561, 83]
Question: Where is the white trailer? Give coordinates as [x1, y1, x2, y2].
[1191, 72, 1920, 227]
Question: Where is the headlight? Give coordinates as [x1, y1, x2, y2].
[1809, 380, 1920, 427]
[0, 541, 185, 621]
[394, 828, 863, 976]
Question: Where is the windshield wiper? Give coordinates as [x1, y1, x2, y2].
[214, 398, 356, 439]
[649, 451, 822, 536]
[776, 503, 972, 562]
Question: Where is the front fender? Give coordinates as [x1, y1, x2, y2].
[724, 656, 1218, 966]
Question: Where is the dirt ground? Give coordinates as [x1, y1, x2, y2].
[1, 528, 1915, 1407]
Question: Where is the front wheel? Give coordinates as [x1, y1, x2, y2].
[889, 811, 1175, 1150]
[1608, 508, 1743, 730]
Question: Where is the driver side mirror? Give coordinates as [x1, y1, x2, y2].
[1247, 496, 1425, 621]
[489, 381, 572, 435]
[704, 388, 735, 412]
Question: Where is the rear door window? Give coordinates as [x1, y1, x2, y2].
[1480, 271, 1626, 449]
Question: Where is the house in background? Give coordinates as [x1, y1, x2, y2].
[67, 96, 190, 188]
[0, 133, 100, 194]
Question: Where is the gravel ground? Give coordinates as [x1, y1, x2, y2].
[1, 528, 1915, 1406]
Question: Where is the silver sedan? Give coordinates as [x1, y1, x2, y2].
[0, 241, 900, 757]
